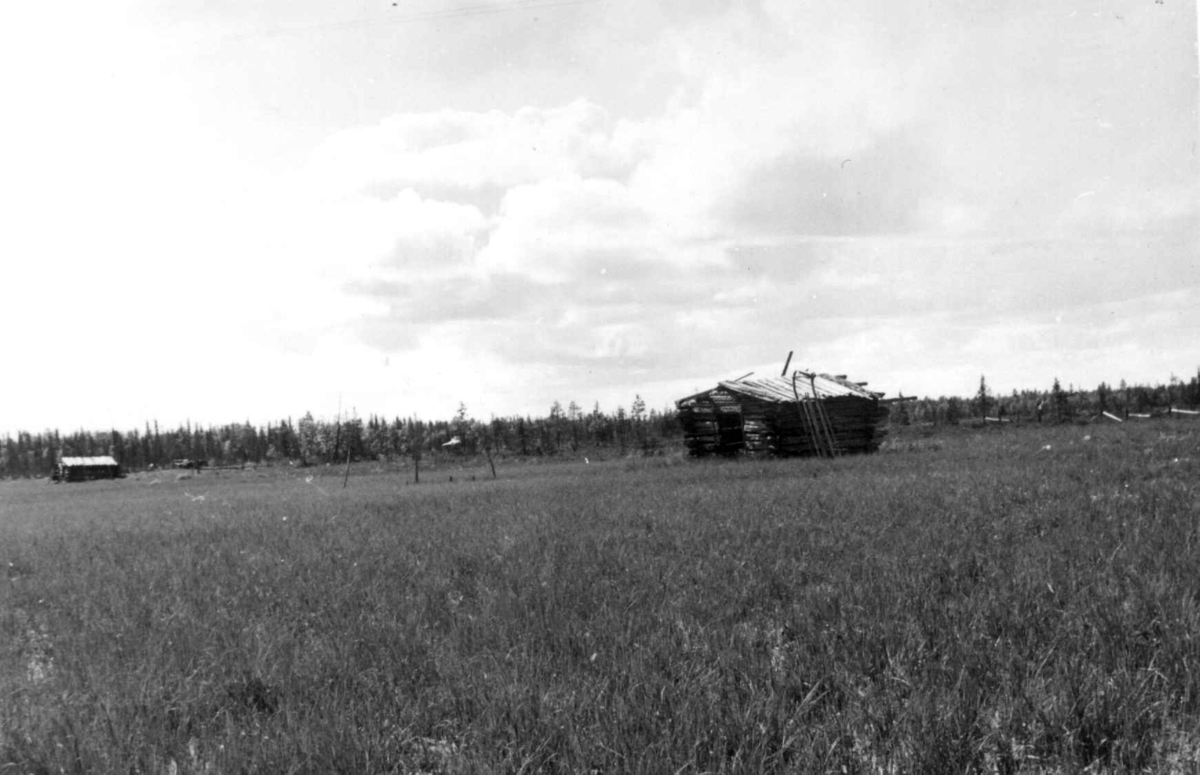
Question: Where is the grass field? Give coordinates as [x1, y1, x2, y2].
[3, 420, 1200, 773]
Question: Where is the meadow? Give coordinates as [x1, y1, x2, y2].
[2, 420, 1199, 773]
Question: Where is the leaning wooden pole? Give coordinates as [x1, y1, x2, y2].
[810, 374, 840, 457]
[803, 400, 825, 457]
[342, 447, 351, 489]
[792, 372, 826, 458]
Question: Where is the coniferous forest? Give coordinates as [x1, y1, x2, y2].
[0, 398, 677, 479]
[2, 370, 1198, 479]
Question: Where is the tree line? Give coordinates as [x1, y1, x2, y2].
[0, 396, 680, 479]
[891, 369, 1200, 427]
[4, 370, 1198, 479]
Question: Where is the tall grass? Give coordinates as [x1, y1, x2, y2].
[2, 421, 1199, 772]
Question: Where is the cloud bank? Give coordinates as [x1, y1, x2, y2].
[271, 1, 1195, 413]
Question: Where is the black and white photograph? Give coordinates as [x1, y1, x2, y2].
[2, 0, 1198, 771]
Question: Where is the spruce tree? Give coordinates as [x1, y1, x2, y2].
[974, 375, 991, 419]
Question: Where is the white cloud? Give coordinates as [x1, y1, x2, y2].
[1056, 182, 1200, 235]
[623, 1, 929, 239]
[305, 99, 643, 197]
[476, 176, 652, 281]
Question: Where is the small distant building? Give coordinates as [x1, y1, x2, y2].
[54, 456, 121, 482]
[676, 371, 890, 457]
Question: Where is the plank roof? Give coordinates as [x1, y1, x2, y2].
[719, 373, 880, 402]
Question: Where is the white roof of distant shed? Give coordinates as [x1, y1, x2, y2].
[60, 456, 119, 466]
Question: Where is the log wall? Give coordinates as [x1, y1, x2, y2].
[678, 391, 889, 457]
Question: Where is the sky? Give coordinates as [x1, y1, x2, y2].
[2, 0, 1197, 434]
